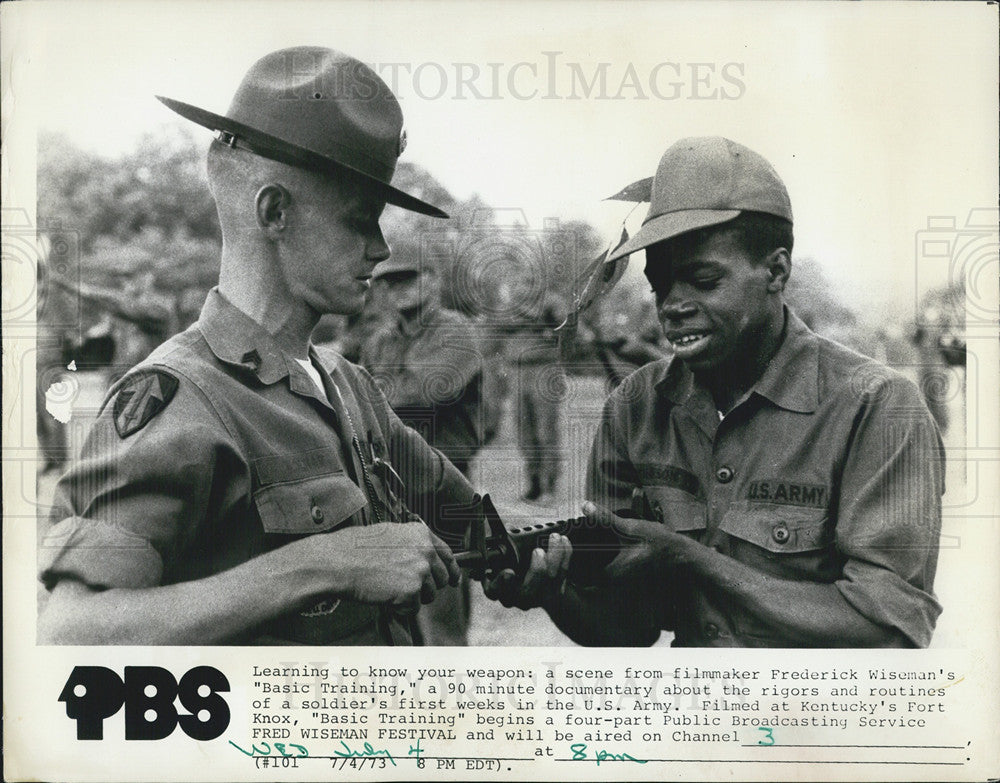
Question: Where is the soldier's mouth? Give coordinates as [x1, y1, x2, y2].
[668, 332, 710, 355]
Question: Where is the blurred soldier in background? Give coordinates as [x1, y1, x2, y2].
[911, 285, 966, 434]
[87, 271, 179, 384]
[360, 254, 494, 644]
[60, 271, 179, 388]
[509, 289, 567, 502]
[36, 252, 79, 473]
[338, 279, 394, 364]
[592, 305, 670, 389]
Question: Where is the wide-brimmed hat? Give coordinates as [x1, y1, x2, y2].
[158, 46, 447, 218]
[608, 137, 791, 262]
[371, 255, 425, 280]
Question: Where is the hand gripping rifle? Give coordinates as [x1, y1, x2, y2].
[443, 493, 629, 584]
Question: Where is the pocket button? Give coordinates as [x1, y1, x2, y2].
[772, 523, 790, 544]
[310, 504, 325, 524]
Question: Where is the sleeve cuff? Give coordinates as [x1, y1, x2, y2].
[837, 560, 942, 647]
[39, 516, 164, 591]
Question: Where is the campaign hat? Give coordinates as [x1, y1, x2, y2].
[158, 46, 447, 218]
[608, 137, 791, 262]
[371, 254, 425, 280]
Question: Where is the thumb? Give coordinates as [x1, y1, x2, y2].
[581, 500, 615, 524]
[583, 501, 660, 543]
[582, 501, 638, 539]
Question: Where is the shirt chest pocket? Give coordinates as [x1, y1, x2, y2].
[718, 505, 838, 581]
[252, 447, 368, 535]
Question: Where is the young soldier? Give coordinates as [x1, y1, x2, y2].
[490, 137, 944, 648]
[38, 47, 478, 645]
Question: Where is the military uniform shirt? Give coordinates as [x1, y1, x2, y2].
[40, 289, 474, 645]
[586, 309, 944, 647]
[360, 307, 486, 470]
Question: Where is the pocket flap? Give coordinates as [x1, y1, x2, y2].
[719, 505, 830, 553]
[253, 446, 345, 486]
[254, 473, 367, 535]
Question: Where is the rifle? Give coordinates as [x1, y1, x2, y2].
[446, 492, 650, 583]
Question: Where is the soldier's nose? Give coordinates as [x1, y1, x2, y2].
[367, 230, 391, 263]
[660, 298, 697, 321]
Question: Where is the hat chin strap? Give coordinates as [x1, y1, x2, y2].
[214, 129, 354, 183]
[216, 130, 286, 162]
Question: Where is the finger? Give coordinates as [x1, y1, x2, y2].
[582, 500, 624, 536]
[583, 501, 648, 541]
[550, 534, 573, 579]
[496, 570, 522, 608]
[430, 533, 461, 586]
[582, 500, 613, 523]
[545, 534, 565, 579]
[482, 575, 499, 601]
[482, 569, 512, 603]
[426, 543, 451, 590]
[419, 574, 437, 605]
[519, 548, 546, 599]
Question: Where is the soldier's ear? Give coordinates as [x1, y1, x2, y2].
[255, 184, 291, 237]
[764, 248, 791, 293]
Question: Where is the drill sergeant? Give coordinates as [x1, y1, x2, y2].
[38, 47, 480, 645]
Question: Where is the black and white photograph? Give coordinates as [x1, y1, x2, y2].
[3, 1, 998, 780]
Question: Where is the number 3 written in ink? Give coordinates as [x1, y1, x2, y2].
[757, 727, 775, 746]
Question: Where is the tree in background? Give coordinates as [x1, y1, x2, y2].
[38, 127, 222, 350]
[37, 130, 878, 383]
[783, 257, 861, 350]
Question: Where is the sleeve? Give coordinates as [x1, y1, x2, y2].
[581, 376, 674, 637]
[387, 407, 476, 546]
[834, 375, 945, 647]
[585, 378, 642, 512]
[39, 369, 239, 591]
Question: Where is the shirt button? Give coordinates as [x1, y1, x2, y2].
[772, 523, 790, 544]
[704, 622, 720, 640]
[715, 466, 734, 483]
[310, 505, 325, 524]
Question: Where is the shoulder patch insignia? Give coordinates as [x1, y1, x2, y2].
[113, 369, 179, 438]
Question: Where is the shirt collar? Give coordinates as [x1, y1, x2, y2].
[197, 288, 293, 385]
[656, 307, 820, 414]
[752, 309, 820, 413]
